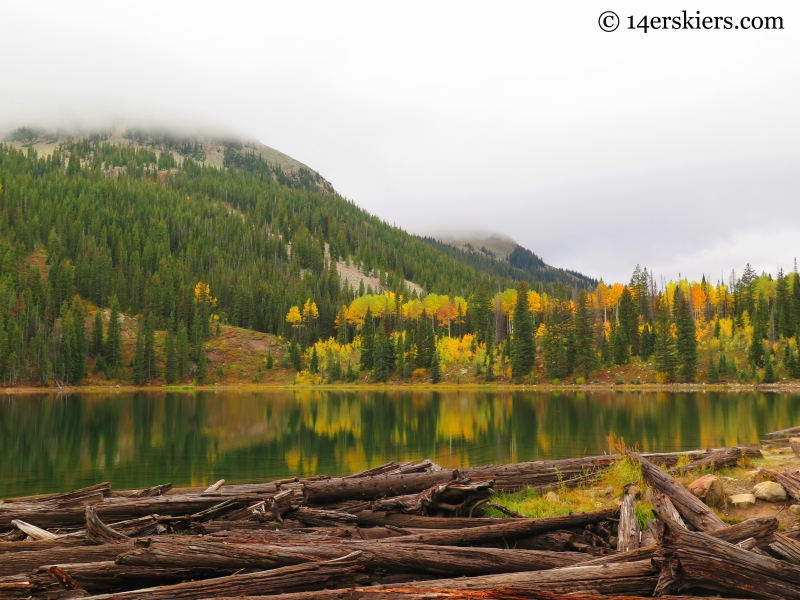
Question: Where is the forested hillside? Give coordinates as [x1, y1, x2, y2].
[0, 130, 588, 386]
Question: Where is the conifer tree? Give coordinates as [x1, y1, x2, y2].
[654, 295, 678, 382]
[485, 339, 495, 382]
[572, 290, 596, 379]
[749, 326, 765, 367]
[144, 314, 156, 380]
[164, 320, 177, 384]
[707, 354, 719, 383]
[266, 351, 274, 369]
[0, 316, 7, 384]
[618, 287, 639, 356]
[133, 321, 146, 385]
[600, 331, 611, 366]
[792, 273, 800, 337]
[176, 321, 189, 380]
[612, 322, 629, 365]
[310, 345, 319, 374]
[91, 311, 104, 358]
[395, 334, 406, 381]
[105, 295, 123, 370]
[360, 308, 375, 371]
[789, 345, 800, 379]
[69, 296, 88, 383]
[640, 322, 655, 359]
[674, 288, 698, 382]
[763, 351, 777, 383]
[371, 322, 390, 382]
[470, 283, 492, 345]
[719, 352, 729, 378]
[510, 281, 535, 381]
[430, 350, 441, 383]
[196, 341, 208, 384]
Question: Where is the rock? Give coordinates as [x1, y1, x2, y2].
[789, 504, 800, 516]
[544, 491, 559, 503]
[790, 438, 800, 458]
[729, 493, 756, 508]
[601, 486, 614, 497]
[688, 474, 723, 507]
[753, 481, 788, 502]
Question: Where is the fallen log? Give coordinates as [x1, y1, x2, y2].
[617, 493, 639, 552]
[72, 556, 367, 600]
[0, 542, 133, 576]
[304, 456, 614, 504]
[352, 512, 512, 530]
[768, 468, 800, 502]
[130, 483, 172, 498]
[370, 479, 494, 517]
[343, 460, 442, 479]
[652, 493, 686, 529]
[377, 509, 618, 546]
[85, 507, 128, 545]
[642, 445, 761, 467]
[579, 515, 780, 566]
[117, 537, 587, 576]
[626, 450, 725, 531]
[0, 482, 111, 505]
[0, 493, 267, 531]
[771, 532, 800, 565]
[654, 520, 800, 599]
[215, 559, 659, 598]
[765, 425, 800, 436]
[668, 446, 744, 474]
[218, 591, 755, 600]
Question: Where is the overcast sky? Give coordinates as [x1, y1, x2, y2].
[3, 1, 798, 284]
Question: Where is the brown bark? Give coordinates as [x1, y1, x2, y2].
[668, 446, 744, 474]
[117, 537, 587, 576]
[0, 543, 132, 576]
[1, 483, 111, 505]
[771, 532, 800, 565]
[130, 483, 172, 498]
[370, 479, 494, 517]
[652, 493, 686, 529]
[352, 511, 510, 530]
[642, 445, 761, 467]
[85, 507, 129, 545]
[655, 520, 800, 599]
[769, 468, 800, 502]
[70, 557, 367, 600]
[377, 508, 618, 546]
[617, 493, 640, 552]
[627, 450, 725, 531]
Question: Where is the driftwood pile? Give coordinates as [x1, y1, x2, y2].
[1, 444, 798, 599]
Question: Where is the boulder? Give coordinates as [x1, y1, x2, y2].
[544, 491, 559, 503]
[753, 481, 787, 502]
[791, 438, 800, 458]
[729, 493, 756, 508]
[687, 474, 723, 507]
[789, 504, 800, 516]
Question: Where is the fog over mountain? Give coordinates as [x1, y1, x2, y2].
[3, 0, 798, 284]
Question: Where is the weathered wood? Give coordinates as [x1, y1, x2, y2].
[769, 468, 800, 501]
[580, 515, 779, 567]
[378, 509, 618, 546]
[204, 479, 225, 493]
[370, 479, 494, 517]
[343, 460, 442, 479]
[1, 483, 111, 505]
[0, 543, 132, 576]
[668, 446, 744, 474]
[655, 520, 800, 599]
[771, 532, 800, 565]
[617, 494, 639, 552]
[11, 519, 60, 541]
[0, 493, 266, 531]
[652, 493, 686, 530]
[485, 502, 525, 518]
[85, 506, 129, 545]
[353, 511, 512, 530]
[233, 560, 658, 597]
[219, 591, 754, 600]
[627, 450, 725, 531]
[765, 425, 800, 436]
[305, 456, 614, 504]
[73, 557, 366, 599]
[117, 537, 587, 576]
[642, 445, 761, 467]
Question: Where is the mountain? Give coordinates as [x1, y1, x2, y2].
[0, 124, 597, 386]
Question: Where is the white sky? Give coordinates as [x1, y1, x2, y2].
[2, 1, 798, 284]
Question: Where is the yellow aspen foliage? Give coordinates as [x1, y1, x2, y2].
[285, 305, 302, 328]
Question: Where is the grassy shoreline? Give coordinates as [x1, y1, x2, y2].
[4, 381, 800, 395]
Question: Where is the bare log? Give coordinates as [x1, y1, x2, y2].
[11, 519, 60, 541]
[370, 479, 494, 517]
[642, 445, 761, 467]
[85, 507, 128, 545]
[769, 468, 800, 502]
[0, 543, 132, 577]
[652, 493, 686, 529]
[627, 450, 725, 532]
[220, 591, 752, 600]
[204, 480, 225, 493]
[765, 425, 800, 436]
[117, 537, 587, 576]
[668, 446, 743, 474]
[71, 556, 366, 600]
[1, 483, 111, 505]
[771, 532, 800, 565]
[353, 511, 511, 530]
[617, 494, 639, 552]
[377, 508, 618, 546]
[655, 520, 800, 599]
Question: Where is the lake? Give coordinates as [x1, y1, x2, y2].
[2, 390, 799, 497]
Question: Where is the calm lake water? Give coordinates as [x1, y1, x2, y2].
[2, 390, 799, 497]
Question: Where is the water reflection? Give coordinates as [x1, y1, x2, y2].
[2, 390, 799, 497]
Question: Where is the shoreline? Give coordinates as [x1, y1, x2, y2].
[4, 381, 800, 395]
